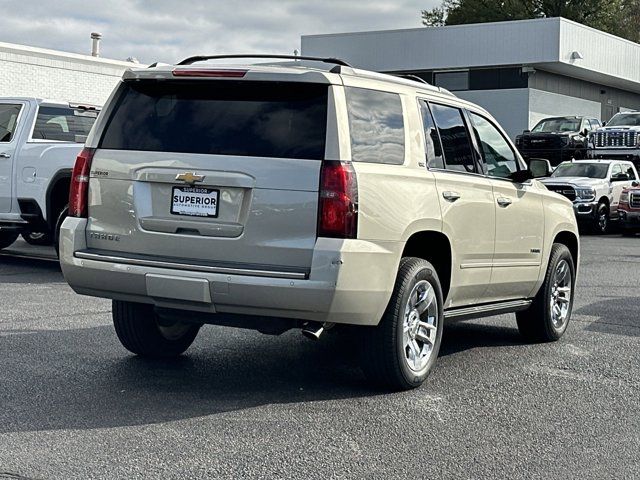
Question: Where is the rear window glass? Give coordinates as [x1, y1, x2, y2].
[32, 107, 97, 142]
[99, 81, 328, 160]
[345, 87, 405, 165]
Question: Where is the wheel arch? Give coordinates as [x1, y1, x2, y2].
[401, 230, 452, 303]
[552, 230, 579, 271]
[45, 169, 71, 230]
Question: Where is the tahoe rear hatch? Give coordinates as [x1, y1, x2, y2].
[85, 78, 329, 274]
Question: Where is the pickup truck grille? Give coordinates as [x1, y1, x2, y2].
[630, 192, 640, 209]
[545, 184, 576, 201]
[593, 131, 638, 148]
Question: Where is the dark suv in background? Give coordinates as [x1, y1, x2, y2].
[515, 116, 601, 166]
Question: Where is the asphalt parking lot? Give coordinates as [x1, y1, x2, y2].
[0, 235, 638, 480]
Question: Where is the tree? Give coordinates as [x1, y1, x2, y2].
[421, 0, 635, 43]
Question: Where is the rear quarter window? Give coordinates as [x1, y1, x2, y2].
[345, 87, 405, 165]
[32, 106, 97, 143]
[99, 80, 328, 160]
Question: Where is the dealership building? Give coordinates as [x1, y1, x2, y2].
[302, 17, 640, 139]
[0, 40, 136, 106]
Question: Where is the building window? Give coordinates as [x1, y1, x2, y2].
[433, 71, 469, 91]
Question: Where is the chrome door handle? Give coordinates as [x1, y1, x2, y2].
[0, 153, 10, 158]
[497, 197, 512, 207]
[442, 191, 461, 202]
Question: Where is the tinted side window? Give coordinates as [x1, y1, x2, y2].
[345, 87, 405, 165]
[418, 100, 444, 169]
[430, 103, 476, 173]
[469, 112, 518, 179]
[625, 165, 637, 180]
[33, 107, 97, 143]
[0, 104, 22, 143]
[100, 81, 328, 160]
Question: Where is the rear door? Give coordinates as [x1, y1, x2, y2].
[468, 111, 544, 301]
[0, 102, 25, 213]
[86, 79, 330, 273]
[425, 101, 495, 308]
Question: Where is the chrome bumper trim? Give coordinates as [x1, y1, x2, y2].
[73, 251, 309, 280]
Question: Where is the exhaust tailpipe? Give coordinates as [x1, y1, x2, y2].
[301, 322, 325, 340]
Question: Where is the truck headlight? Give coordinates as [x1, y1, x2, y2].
[620, 191, 629, 203]
[575, 187, 595, 201]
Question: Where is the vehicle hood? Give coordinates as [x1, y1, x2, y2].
[596, 125, 640, 132]
[540, 176, 606, 187]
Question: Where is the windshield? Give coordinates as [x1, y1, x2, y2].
[606, 113, 640, 127]
[532, 118, 580, 133]
[551, 162, 608, 179]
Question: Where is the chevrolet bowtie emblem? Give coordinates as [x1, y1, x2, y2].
[175, 172, 205, 184]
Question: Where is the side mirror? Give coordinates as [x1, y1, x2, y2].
[523, 129, 531, 134]
[528, 158, 553, 178]
[602, 121, 607, 127]
[582, 128, 589, 137]
[633, 181, 639, 187]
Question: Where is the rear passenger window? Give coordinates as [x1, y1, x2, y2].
[429, 103, 476, 173]
[345, 87, 405, 164]
[418, 100, 444, 169]
[469, 112, 518, 179]
[0, 104, 22, 143]
[32, 107, 97, 143]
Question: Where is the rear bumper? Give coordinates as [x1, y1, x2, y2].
[59, 217, 400, 326]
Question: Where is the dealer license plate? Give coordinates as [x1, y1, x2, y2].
[171, 186, 219, 217]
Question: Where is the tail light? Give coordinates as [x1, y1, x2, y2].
[68, 147, 95, 218]
[318, 161, 358, 238]
[172, 69, 247, 78]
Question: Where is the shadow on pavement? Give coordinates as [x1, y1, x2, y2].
[576, 297, 640, 337]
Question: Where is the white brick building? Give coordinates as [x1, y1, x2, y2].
[0, 41, 139, 106]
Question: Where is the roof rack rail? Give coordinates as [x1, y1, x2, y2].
[393, 74, 430, 85]
[177, 54, 352, 67]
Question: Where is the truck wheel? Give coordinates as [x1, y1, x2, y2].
[22, 232, 54, 246]
[359, 257, 443, 391]
[592, 202, 609, 234]
[0, 231, 19, 250]
[112, 300, 200, 358]
[53, 206, 68, 257]
[516, 243, 575, 342]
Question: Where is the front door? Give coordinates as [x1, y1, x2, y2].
[467, 111, 545, 301]
[0, 103, 24, 213]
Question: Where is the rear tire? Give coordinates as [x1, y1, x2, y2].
[516, 243, 575, 342]
[0, 231, 18, 250]
[112, 300, 200, 358]
[22, 231, 54, 246]
[359, 257, 444, 391]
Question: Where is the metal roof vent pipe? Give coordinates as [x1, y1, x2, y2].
[91, 32, 102, 57]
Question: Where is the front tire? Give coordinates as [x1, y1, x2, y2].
[516, 243, 575, 342]
[359, 257, 444, 391]
[0, 231, 18, 250]
[112, 301, 200, 358]
[592, 202, 609, 234]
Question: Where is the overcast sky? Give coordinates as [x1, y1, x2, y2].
[0, 0, 440, 64]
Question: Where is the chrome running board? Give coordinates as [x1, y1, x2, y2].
[444, 299, 532, 321]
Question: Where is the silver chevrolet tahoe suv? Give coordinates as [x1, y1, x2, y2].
[60, 55, 580, 390]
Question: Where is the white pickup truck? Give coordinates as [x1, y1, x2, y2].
[0, 98, 99, 251]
